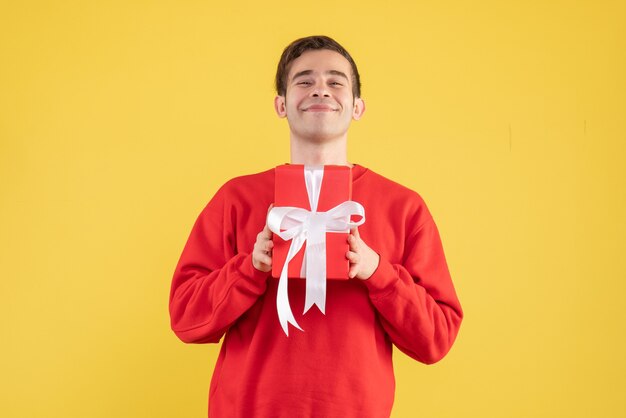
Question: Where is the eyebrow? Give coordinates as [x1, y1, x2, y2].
[292, 70, 349, 81]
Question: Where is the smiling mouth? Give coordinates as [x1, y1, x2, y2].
[303, 105, 337, 112]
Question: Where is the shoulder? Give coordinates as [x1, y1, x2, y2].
[356, 165, 433, 226]
[215, 168, 275, 198]
[199, 168, 274, 216]
[358, 166, 426, 204]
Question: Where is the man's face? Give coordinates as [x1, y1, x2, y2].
[274, 49, 365, 142]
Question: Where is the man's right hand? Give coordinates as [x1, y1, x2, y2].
[252, 206, 274, 272]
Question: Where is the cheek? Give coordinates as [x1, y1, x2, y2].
[340, 93, 355, 107]
[285, 94, 302, 110]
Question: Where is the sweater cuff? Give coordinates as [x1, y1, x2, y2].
[362, 256, 399, 298]
[237, 253, 272, 283]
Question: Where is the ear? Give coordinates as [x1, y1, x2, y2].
[352, 97, 366, 120]
[274, 95, 287, 118]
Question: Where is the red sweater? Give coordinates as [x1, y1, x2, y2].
[169, 165, 463, 418]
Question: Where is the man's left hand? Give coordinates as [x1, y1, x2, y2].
[346, 227, 380, 280]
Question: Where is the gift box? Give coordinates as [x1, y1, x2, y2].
[271, 164, 353, 280]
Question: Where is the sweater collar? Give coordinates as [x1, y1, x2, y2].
[280, 163, 368, 182]
[350, 163, 368, 182]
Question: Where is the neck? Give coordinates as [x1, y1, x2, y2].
[290, 136, 351, 166]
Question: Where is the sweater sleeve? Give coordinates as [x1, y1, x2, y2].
[362, 215, 463, 365]
[169, 185, 270, 344]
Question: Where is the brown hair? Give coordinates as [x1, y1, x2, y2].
[275, 35, 361, 98]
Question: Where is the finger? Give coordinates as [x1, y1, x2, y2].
[255, 234, 270, 246]
[263, 204, 275, 236]
[260, 224, 273, 239]
[258, 253, 272, 266]
[349, 263, 358, 279]
[351, 227, 360, 239]
[263, 240, 274, 252]
[346, 250, 359, 264]
[347, 233, 359, 252]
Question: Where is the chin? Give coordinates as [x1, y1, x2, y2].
[302, 125, 349, 141]
[304, 131, 343, 143]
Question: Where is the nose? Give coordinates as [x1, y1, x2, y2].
[311, 83, 330, 97]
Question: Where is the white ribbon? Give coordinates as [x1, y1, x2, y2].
[268, 166, 365, 336]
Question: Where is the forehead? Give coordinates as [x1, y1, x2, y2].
[287, 49, 353, 80]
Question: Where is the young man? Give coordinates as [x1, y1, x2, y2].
[169, 36, 463, 418]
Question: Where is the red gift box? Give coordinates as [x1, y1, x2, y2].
[271, 164, 353, 280]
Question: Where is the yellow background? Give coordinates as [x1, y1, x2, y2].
[1, 1, 625, 417]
